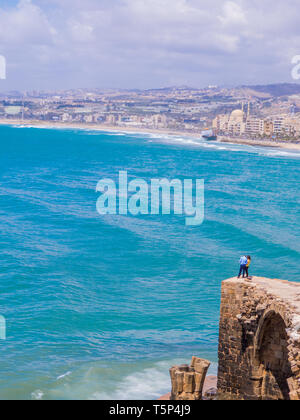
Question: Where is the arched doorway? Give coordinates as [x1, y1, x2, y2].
[254, 311, 292, 400]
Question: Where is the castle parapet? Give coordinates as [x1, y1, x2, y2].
[218, 276, 300, 400]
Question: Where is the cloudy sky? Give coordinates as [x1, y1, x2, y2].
[0, 0, 299, 91]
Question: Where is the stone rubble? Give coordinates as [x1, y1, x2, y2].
[169, 357, 211, 400]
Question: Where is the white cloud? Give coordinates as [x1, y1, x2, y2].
[68, 20, 95, 43]
[0, 0, 299, 90]
[0, 0, 55, 45]
[218, 1, 247, 26]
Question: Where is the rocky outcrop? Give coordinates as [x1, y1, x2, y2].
[169, 357, 211, 400]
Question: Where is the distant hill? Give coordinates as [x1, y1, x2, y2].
[241, 83, 300, 97]
[145, 86, 195, 93]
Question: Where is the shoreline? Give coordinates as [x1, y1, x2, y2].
[1, 119, 300, 151]
[218, 135, 300, 151]
[0, 119, 201, 139]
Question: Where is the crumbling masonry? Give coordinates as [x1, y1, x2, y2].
[218, 277, 300, 400]
[170, 357, 211, 400]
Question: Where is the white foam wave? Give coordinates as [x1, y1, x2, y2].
[147, 134, 250, 152]
[90, 360, 218, 401]
[28, 359, 218, 400]
[145, 133, 300, 158]
[91, 361, 172, 400]
[259, 149, 300, 159]
[31, 390, 44, 400]
[12, 124, 67, 130]
[10, 123, 300, 159]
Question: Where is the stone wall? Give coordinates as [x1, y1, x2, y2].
[218, 277, 300, 400]
[170, 357, 211, 400]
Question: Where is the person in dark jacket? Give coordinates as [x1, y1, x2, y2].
[238, 255, 248, 278]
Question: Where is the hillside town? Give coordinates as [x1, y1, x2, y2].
[1, 83, 300, 142]
[213, 101, 300, 140]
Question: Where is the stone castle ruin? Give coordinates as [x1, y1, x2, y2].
[170, 277, 300, 400]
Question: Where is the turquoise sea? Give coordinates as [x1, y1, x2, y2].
[0, 125, 299, 400]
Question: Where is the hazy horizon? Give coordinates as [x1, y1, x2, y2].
[2, 81, 300, 96]
[0, 0, 300, 91]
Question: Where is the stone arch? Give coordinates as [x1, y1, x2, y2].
[253, 309, 292, 400]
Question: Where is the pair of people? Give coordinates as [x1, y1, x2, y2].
[238, 255, 251, 278]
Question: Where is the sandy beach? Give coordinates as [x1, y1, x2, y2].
[218, 135, 300, 151]
[0, 118, 200, 139]
[1, 119, 300, 151]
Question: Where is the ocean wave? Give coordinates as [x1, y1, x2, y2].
[28, 359, 218, 400]
[57, 371, 72, 381]
[91, 361, 173, 400]
[12, 124, 64, 130]
[31, 390, 44, 400]
[139, 132, 300, 158]
[7, 124, 300, 159]
[90, 361, 218, 400]
[258, 149, 300, 159]
[144, 134, 260, 153]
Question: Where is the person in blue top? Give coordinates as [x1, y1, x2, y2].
[238, 255, 248, 278]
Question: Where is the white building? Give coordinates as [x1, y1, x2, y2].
[245, 118, 265, 136]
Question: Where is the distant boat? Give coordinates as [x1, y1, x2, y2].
[201, 129, 217, 141]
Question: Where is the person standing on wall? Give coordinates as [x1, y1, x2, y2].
[245, 256, 252, 278]
[238, 255, 248, 278]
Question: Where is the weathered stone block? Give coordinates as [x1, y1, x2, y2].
[183, 372, 195, 393]
[170, 357, 211, 401]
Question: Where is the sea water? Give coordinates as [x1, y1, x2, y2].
[0, 125, 299, 399]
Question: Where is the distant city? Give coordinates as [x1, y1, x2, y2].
[1, 83, 300, 142]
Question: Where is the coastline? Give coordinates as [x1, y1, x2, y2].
[1, 119, 300, 151]
[218, 135, 300, 151]
[0, 118, 200, 139]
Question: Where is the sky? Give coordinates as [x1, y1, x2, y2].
[0, 0, 300, 91]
